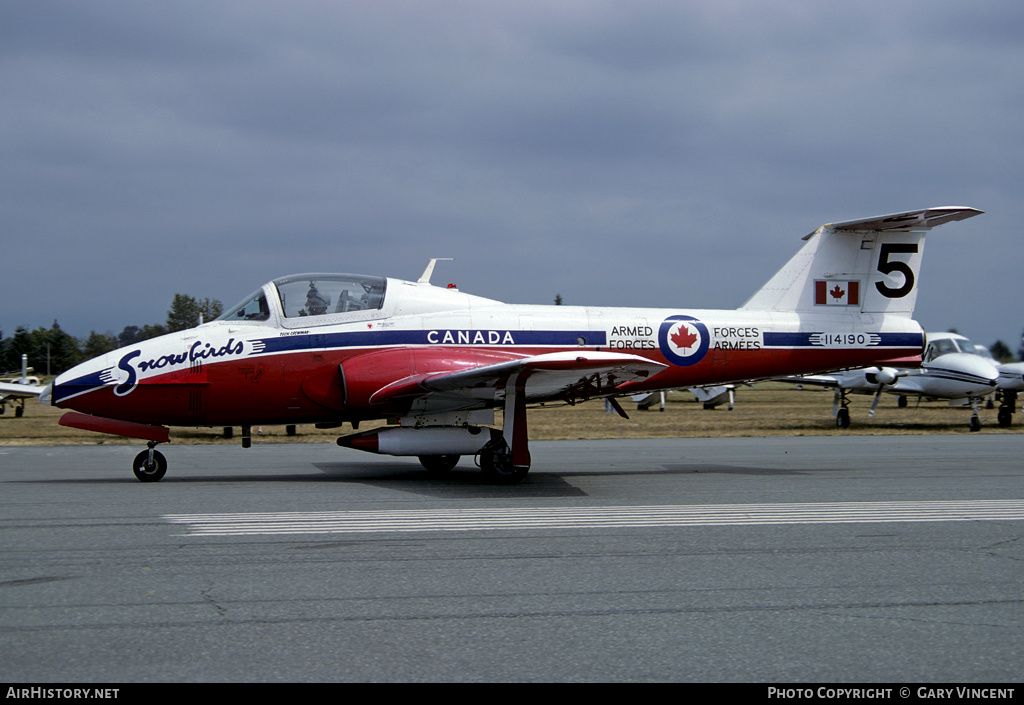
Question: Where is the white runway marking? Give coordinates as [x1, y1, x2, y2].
[165, 499, 1024, 536]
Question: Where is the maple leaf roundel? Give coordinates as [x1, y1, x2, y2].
[658, 315, 710, 367]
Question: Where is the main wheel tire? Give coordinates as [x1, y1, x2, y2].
[419, 454, 460, 474]
[132, 449, 167, 482]
[836, 408, 851, 429]
[998, 409, 1012, 427]
[479, 441, 529, 485]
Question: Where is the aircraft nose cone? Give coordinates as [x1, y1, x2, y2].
[935, 353, 1000, 388]
[971, 357, 1001, 386]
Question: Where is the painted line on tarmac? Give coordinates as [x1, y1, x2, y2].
[165, 499, 1024, 536]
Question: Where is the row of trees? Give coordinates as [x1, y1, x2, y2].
[0, 294, 222, 377]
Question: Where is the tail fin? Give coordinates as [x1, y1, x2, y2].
[739, 207, 982, 316]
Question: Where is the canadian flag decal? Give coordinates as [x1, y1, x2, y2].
[814, 280, 859, 306]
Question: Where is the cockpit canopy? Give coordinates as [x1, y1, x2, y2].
[923, 334, 985, 362]
[217, 274, 387, 324]
[274, 274, 386, 318]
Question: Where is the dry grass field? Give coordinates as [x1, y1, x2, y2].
[2, 383, 1020, 447]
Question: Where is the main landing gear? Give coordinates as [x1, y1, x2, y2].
[345, 373, 534, 485]
[414, 437, 529, 484]
[410, 374, 532, 484]
[416, 438, 528, 484]
[477, 437, 530, 484]
[996, 390, 1017, 428]
[0, 399, 26, 417]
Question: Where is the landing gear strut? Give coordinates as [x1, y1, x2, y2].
[996, 390, 1017, 428]
[833, 389, 852, 429]
[969, 397, 982, 432]
[475, 371, 532, 484]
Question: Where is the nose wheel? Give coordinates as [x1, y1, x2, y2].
[833, 389, 852, 429]
[132, 442, 167, 482]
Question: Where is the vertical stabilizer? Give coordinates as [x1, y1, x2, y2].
[739, 207, 981, 316]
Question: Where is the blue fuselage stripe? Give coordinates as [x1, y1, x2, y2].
[257, 329, 607, 354]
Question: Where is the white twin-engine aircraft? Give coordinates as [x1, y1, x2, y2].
[777, 331, 1001, 431]
[47, 206, 982, 483]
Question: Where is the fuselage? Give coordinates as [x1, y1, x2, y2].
[50, 272, 925, 428]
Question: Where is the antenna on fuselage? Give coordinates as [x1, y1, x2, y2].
[418, 258, 453, 285]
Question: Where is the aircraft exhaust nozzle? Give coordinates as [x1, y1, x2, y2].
[338, 426, 500, 457]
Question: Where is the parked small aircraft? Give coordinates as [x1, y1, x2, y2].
[963, 342, 1023, 426]
[0, 355, 45, 417]
[777, 332, 999, 430]
[632, 385, 736, 412]
[991, 358, 1024, 428]
[46, 206, 981, 483]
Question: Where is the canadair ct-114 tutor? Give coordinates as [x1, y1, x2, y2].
[45, 206, 982, 483]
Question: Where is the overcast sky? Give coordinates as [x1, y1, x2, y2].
[3, 1, 1022, 352]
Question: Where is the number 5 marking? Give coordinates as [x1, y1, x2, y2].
[875, 243, 919, 298]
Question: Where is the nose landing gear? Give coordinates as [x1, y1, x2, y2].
[132, 441, 167, 482]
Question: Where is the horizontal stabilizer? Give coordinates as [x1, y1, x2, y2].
[806, 207, 983, 239]
[0, 381, 46, 398]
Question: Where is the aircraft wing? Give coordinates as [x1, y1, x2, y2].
[775, 372, 908, 395]
[0, 381, 46, 400]
[774, 374, 843, 388]
[369, 351, 668, 410]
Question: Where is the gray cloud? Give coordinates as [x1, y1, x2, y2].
[2, 0, 1021, 353]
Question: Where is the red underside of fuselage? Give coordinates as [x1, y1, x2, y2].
[56, 345, 921, 428]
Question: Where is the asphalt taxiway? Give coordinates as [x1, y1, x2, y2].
[2, 435, 1022, 682]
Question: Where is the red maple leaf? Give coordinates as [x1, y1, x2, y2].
[670, 323, 699, 350]
[829, 284, 846, 300]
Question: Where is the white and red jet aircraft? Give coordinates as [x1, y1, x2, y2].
[46, 206, 981, 483]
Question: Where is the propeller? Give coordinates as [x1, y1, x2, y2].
[866, 367, 899, 416]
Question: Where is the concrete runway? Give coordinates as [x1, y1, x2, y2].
[2, 435, 1022, 682]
